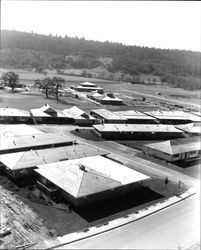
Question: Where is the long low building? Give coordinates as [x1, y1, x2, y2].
[0, 144, 108, 179]
[114, 110, 157, 124]
[0, 132, 74, 154]
[0, 107, 32, 124]
[144, 110, 195, 125]
[144, 136, 201, 162]
[90, 109, 127, 124]
[92, 124, 184, 140]
[35, 155, 150, 206]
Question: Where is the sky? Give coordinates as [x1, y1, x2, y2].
[1, 1, 201, 52]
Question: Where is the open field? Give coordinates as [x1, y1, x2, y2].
[1, 69, 200, 112]
[0, 68, 114, 85]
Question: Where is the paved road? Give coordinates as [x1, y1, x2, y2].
[55, 194, 200, 249]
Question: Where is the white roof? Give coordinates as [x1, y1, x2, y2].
[176, 123, 201, 134]
[93, 124, 182, 133]
[35, 155, 149, 197]
[0, 124, 43, 137]
[0, 108, 30, 117]
[91, 109, 126, 120]
[114, 110, 156, 120]
[102, 96, 123, 102]
[81, 82, 97, 87]
[31, 104, 66, 118]
[145, 110, 194, 120]
[62, 106, 95, 120]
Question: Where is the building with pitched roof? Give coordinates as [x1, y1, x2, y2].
[92, 123, 184, 140]
[35, 155, 150, 206]
[175, 123, 201, 136]
[0, 107, 32, 123]
[70, 82, 104, 93]
[0, 144, 108, 179]
[62, 106, 98, 125]
[90, 109, 127, 124]
[144, 136, 201, 162]
[30, 104, 73, 124]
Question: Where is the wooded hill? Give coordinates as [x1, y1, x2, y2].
[1, 30, 201, 90]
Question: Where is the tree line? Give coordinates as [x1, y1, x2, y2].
[1, 30, 201, 90]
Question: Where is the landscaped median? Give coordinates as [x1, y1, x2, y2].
[45, 186, 197, 249]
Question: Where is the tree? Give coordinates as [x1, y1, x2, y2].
[34, 78, 53, 98]
[51, 77, 65, 101]
[1, 71, 19, 92]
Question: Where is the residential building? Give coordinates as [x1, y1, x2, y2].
[35, 155, 150, 206]
[144, 136, 201, 162]
[114, 110, 157, 124]
[0, 107, 32, 124]
[92, 124, 184, 140]
[30, 104, 73, 124]
[90, 109, 127, 124]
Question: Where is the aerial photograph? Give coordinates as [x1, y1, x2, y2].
[0, 1, 200, 249]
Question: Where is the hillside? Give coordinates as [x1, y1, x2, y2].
[1, 30, 201, 89]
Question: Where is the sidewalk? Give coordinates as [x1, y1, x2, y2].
[46, 187, 197, 249]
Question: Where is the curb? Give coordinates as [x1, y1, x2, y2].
[46, 190, 196, 250]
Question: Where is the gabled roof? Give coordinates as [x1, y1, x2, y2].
[31, 104, 66, 118]
[35, 155, 149, 198]
[91, 109, 126, 121]
[176, 123, 201, 134]
[0, 108, 30, 117]
[62, 106, 94, 120]
[101, 96, 123, 102]
[0, 144, 108, 170]
[145, 136, 201, 155]
[93, 124, 182, 133]
[114, 110, 156, 120]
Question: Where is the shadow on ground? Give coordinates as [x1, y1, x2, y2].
[73, 186, 163, 222]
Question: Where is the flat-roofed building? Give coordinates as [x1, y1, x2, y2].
[0, 107, 32, 124]
[0, 132, 74, 154]
[62, 106, 98, 126]
[144, 110, 193, 125]
[0, 144, 108, 179]
[175, 123, 201, 136]
[35, 155, 150, 206]
[114, 110, 157, 124]
[144, 136, 201, 162]
[93, 124, 184, 140]
[90, 109, 127, 124]
[30, 104, 73, 124]
[0, 124, 43, 137]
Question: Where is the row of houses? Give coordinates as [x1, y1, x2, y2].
[1, 106, 200, 126]
[90, 109, 201, 125]
[0, 105, 98, 126]
[0, 124, 150, 207]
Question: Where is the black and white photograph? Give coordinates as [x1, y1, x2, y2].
[0, 1, 200, 249]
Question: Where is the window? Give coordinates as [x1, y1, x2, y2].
[189, 151, 197, 155]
